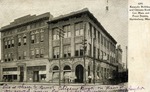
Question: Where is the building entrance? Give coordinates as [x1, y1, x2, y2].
[33, 71, 39, 82]
[20, 66, 24, 82]
[75, 64, 83, 83]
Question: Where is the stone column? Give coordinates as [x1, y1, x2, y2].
[45, 63, 50, 82]
[71, 69, 76, 83]
[23, 66, 27, 82]
[17, 66, 20, 82]
[60, 71, 63, 83]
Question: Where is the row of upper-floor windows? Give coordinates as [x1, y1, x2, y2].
[88, 44, 115, 62]
[4, 53, 14, 62]
[52, 22, 115, 53]
[53, 44, 84, 59]
[52, 22, 84, 40]
[52, 43, 115, 63]
[88, 23, 116, 53]
[18, 48, 44, 60]
[3, 20, 46, 36]
[3, 48, 44, 62]
[4, 29, 44, 49]
[30, 48, 44, 59]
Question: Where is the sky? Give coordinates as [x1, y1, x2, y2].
[0, 0, 128, 67]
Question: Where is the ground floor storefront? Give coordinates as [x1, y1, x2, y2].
[0, 58, 117, 84]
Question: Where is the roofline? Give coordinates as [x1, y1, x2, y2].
[0, 12, 52, 32]
[48, 8, 117, 44]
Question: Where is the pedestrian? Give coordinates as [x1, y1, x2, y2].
[88, 75, 92, 83]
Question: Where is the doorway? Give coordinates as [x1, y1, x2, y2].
[33, 71, 39, 82]
[20, 66, 24, 82]
[75, 64, 84, 83]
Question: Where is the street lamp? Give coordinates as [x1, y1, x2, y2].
[56, 27, 65, 86]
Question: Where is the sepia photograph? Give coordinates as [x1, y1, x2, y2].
[0, 0, 129, 91]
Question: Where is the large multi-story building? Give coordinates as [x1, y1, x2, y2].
[0, 8, 118, 84]
[0, 13, 53, 82]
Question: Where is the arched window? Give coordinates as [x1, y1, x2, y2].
[63, 65, 71, 70]
[52, 66, 59, 83]
[53, 66, 59, 70]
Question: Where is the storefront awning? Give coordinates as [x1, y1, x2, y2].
[39, 71, 46, 74]
[3, 71, 19, 75]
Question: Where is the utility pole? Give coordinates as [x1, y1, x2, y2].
[56, 27, 65, 86]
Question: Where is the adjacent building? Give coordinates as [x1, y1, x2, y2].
[0, 8, 119, 84]
[0, 13, 53, 82]
[116, 45, 123, 72]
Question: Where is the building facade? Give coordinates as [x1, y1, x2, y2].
[116, 45, 123, 72]
[0, 13, 53, 82]
[0, 8, 118, 84]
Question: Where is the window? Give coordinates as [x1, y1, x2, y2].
[101, 34, 103, 45]
[98, 48, 100, 59]
[23, 51, 26, 59]
[23, 36, 27, 45]
[40, 30, 44, 42]
[107, 41, 109, 50]
[75, 22, 83, 36]
[4, 41, 7, 49]
[40, 49, 44, 58]
[104, 37, 106, 47]
[8, 40, 11, 48]
[63, 45, 71, 58]
[35, 49, 40, 58]
[8, 54, 11, 61]
[18, 37, 21, 46]
[53, 28, 59, 40]
[18, 53, 21, 60]
[94, 28, 96, 38]
[63, 25, 71, 38]
[101, 50, 103, 59]
[53, 47, 59, 58]
[31, 50, 34, 59]
[88, 43, 92, 56]
[35, 32, 39, 43]
[93, 46, 96, 57]
[89, 23, 92, 38]
[107, 54, 109, 60]
[11, 39, 14, 47]
[75, 44, 83, 56]
[11, 53, 13, 61]
[98, 31, 100, 43]
[31, 34, 35, 43]
[4, 54, 7, 62]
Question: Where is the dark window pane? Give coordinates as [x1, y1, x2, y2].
[75, 50, 78, 56]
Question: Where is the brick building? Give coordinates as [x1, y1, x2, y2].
[0, 13, 53, 82]
[0, 8, 118, 84]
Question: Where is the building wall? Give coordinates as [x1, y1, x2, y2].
[48, 13, 117, 83]
[0, 13, 52, 82]
[0, 10, 117, 83]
